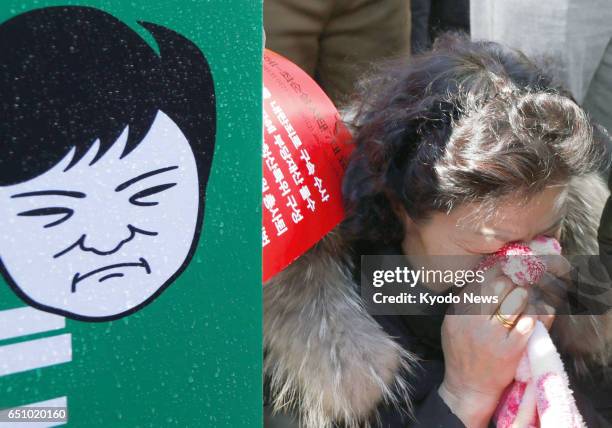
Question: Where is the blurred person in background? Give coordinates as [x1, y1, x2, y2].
[264, 0, 411, 107]
[470, 0, 612, 135]
[411, 0, 469, 54]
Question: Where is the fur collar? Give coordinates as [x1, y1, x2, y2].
[264, 173, 612, 428]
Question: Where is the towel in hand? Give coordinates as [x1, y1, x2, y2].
[477, 236, 585, 428]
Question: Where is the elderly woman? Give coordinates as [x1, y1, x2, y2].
[264, 34, 612, 427]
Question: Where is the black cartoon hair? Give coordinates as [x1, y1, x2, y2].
[0, 5, 216, 186]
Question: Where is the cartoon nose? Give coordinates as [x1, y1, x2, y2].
[80, 224, 137, 256]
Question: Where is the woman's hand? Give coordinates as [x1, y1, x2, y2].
[438, 275, 536, 428]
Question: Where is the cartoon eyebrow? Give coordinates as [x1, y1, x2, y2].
[11, 190, 86, 199]
[115, 166, 179, 192]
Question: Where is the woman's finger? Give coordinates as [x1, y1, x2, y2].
[473, 275, 515, 316]
[542, 254, 572, 281]
[524, 301, 556, 330]
[538, 303, 556, 330]
[453, 270, 511, 315]
[536, 272, 566, 305]
[506, 314, 537, 347]
[490, 286, 529, 332]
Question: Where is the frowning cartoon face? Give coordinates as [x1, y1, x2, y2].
[0, 111, 200, 320]
[0, 6, 216, 321]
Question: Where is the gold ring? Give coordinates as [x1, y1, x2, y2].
[494, 310, 516, 329]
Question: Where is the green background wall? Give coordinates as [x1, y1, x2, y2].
[0, 1, 262, 426]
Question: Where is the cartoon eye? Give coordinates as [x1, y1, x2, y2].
[17, 207, 74, 228]
[129, 183, 177, 207]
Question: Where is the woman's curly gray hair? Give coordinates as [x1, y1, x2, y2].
[341, 33, 608, 251]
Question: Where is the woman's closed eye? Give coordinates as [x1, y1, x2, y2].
[129, 183, 177, 207]
[470, 231, 563, 256]
[17, 207, 74, 228]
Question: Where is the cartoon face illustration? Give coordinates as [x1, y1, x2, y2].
[0, 6, 216, 321]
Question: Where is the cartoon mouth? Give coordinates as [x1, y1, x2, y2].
[71, 257, 151, 293]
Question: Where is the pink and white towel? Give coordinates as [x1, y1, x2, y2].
[477, 236, 585, 428]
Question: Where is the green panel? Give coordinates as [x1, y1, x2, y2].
[0, 1, 262, 427]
